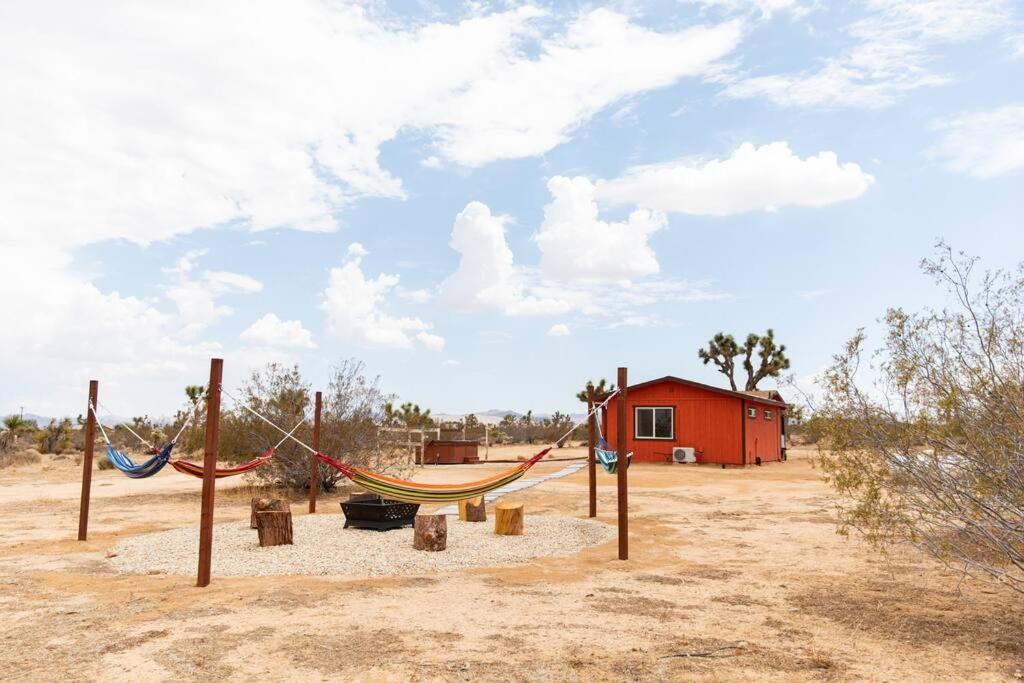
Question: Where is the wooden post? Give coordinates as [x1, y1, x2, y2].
[587, 385, 597, 519]
[77, 380, 98, 541]
[309, 391, 322, 513]
[616, 366, 629, 561]
[196, 358, 223, 588]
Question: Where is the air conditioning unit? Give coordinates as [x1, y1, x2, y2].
[672, 447, 696, 464]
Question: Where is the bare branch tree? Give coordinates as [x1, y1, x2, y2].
[817, 242, 1024, 593]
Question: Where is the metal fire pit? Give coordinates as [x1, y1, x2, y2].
[340, 493, 420, 531]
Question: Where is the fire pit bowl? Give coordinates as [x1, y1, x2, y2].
[340, 493, 420, 531]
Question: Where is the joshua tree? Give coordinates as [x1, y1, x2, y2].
[576, 378, 615, 402]
[699, 329, 790, 391]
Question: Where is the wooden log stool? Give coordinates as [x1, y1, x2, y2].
[494, 502, 523, 536]
[413, 514, 447, 551]
[458, 496, 486, 522]
[256, 509, 293, 547]
[251, 497, 289, 528]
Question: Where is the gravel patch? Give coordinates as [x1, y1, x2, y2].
[110, 514, 615, 577]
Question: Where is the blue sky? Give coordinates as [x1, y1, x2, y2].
[1, 0, 1022, 419]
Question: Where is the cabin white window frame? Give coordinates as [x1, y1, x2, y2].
[763, 409, 773, 420]
[634, 406, 674, 440]
[747, 406, 758, 419]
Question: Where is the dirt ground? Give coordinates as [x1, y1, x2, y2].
[1, 446, 1022, 682]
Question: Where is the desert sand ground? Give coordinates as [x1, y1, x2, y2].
[0, 446, 1021, 682]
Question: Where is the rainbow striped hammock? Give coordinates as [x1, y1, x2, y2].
[169, 448, 275, 479]
[315, 448, 551, 503]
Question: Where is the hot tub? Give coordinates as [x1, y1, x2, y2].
[421, 440, 480, 464]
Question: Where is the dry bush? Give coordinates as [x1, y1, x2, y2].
[0, 448, 42, 468]
[212, 360, 408, 492]
[816, 243, 1024, 594]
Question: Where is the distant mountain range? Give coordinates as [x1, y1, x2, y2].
[434, 409, 586, 425]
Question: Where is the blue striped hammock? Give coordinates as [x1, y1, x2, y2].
[595, 438, 632, 474]
[104, 443, 174, 479]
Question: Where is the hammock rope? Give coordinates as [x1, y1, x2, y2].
[168, 407, 310, 479]
[226, 385, 620, 503]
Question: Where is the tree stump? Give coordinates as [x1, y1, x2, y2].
[458, 496, 487, 522]
[250, 497, 289, 528]
[256, 510, 293, 547]
[413, 514, 447, 551]
[494, 502, 523, 536]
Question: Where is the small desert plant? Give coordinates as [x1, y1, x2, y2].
[0, 448, 42, 468]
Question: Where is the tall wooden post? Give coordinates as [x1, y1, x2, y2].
[616, 366, 629, 560]
[309, 390, 322, 513]
[196, 358, 223, 588]
[586, 385, 597, 518]
[77, 380, 98, 541]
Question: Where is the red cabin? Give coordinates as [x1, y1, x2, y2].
[602, 376, 787, 465]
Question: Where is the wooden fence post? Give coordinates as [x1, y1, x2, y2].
[309, 391, 322, 513]
[196, 358, 223, 588]
[587, 385, 597, 519]
[77, 380, 98, 541]
[616, 366, 629, 561]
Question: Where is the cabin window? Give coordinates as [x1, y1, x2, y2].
[747, 407, 757, 419]
[764, 409, 773, 420]
[635, 406, 674, 439]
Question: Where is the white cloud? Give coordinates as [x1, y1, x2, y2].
[422, 11, 743, 166]
[421, 156, 443, 169]
[547, 323, 571, 336]
[397, 287, 434, 304]
[597, 142, 873, 215]
[0, 5, 741, 250]
[929, 105, 1024, 178]
[439, 202, 576, 316]
[321, 245, 439, 350]
[724, 0, 1013, 108]
[689, 0, 813, 20]
[416, 332, 446, 351]
[536, 176, 667, 281]
[163, 254, 264, 338]
[240, 313, 316, 349]
[439, 199, 726, 320]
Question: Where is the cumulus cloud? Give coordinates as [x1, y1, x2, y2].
[547, 323, 571, 337]
[536, 176, 667, 281]
[929, 105, 1024, 178]
[416, 332, 446, 352]
[597, 142, 873, 215]
[439, 199, 724, 321]
[240, 314, 316, 349]
[723, 0, 1014, 108]
[321, 245, 440, 350]
[439, 202, 576, 316]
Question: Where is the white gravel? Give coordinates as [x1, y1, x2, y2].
[109, 514, 615, 577]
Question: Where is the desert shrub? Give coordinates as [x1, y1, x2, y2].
[213, 360, 406, 492]
[816, 244, 1024, 594]
[0, 448, 42, 468]
[36, 418, 74, 454]
[1, 415, 35, 453]
[318, 359, 409, 487]
[96, 455, 116, 470]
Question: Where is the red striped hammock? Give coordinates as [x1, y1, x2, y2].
[316, 448, 551, 503]
[169, 448, 275, 479]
